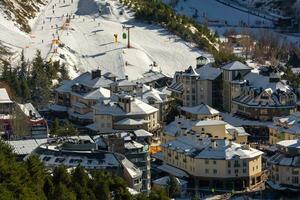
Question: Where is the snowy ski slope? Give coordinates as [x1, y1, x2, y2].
[0, 0, 206, 80]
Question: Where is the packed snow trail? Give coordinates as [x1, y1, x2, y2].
[20, 0, 204, 80]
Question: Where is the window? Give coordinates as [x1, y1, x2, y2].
[243, 168, 246, 173]
[205, 169, 209, 174]
[213, 169, 217, 174]
[235, 169, 239, 174]
[228, 161, 231, 168]
[205, 160, 209, 164]
[213, 160, 217, 165]
[228, 170, 231, 174]
[234, 160, 239, 167]
[292, 177, 299, 184]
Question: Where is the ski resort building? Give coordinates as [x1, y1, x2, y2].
[269, 112, 300, 145]
[136, 84, 173, 122]
[267, 139, 300, 192]
[50, 69, 114, 120]
[222, 61, 296, 120]
[95, 131, 152, 194]
[160, 136, 264, 192]
[168, 64, 222, 108]
[87, 94, 160, 134]
[134, 70, 172, 88]
[29, 136, 143, 192]
[162, 117, 249, 144]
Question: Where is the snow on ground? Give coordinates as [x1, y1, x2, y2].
[1, 0, 204, 80]
[174, 0, 300, 47]
[175, 0, 273, 27]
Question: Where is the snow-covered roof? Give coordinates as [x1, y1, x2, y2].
[226, 124, 250, 137]
[121, 158, 142, 178]
[195, 64, 222, 80]
[221, 112, 272, 127]
[94, 96, 158, 116]
[134, 71, 168, 84]
[268, 151, 300, 167]
[221, 61, 252, 71]
[153, 176, 187, 186]
[194, 120, 227, 126]
[138, 84, 169, 104]
[181, 103, 219, 116]
[271, 113, 300, 135]
[124, 140, 144, 150]
[243, 72, 291, 92]
[82, 87, 111, 100]
[114, 79, 136, 87]
[277, 140, 300, 149]
[163, 136, 263, 160]
[182, 66, 199, 77]
[18, 103, 41, 118]
[134, 129, 153, 137]
[0, 88, 13, 103]
[115, 118, 148, 125]
[167, 81, 183, 93]
[55, 72, 114, 93]
[7, 139, 47, 155]
[164, 118, 198, 137]
[157, 164, 189, 178]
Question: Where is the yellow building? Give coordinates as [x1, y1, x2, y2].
[269, 112, 300, 145]
[162, 117, 249, 144]
[161, 136, 264, 192]
[267, 140, 300, 191]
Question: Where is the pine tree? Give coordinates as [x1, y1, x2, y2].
[50, 118, 60, 136]
[168, 175, 180, 198]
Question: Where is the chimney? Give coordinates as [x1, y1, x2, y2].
[91, 69, 101, 79]
[125, 75, 128, 80]
[228, 139, 232, 147]
[211, 139, 217, 148]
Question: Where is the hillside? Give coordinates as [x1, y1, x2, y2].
[1, 0, 45, 32]
[19, 0, 206, 80]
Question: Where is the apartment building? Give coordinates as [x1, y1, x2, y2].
[168, 64, 222, 108]
[232, 71, 296, 121]
[222, 61, 296, 120]
[29, 136, 143, 192]
[161, 136, 264, 192]
[136, 84, 173, 122]
[87, 94, 159, 134]
[269, 112, 300, 145]
[162, 117, 249, 144]
[95, 131, 152, 194]
[221, 61, 252, 112]
[267, 139, 300, 192]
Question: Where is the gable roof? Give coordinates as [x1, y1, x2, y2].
[181, 103, 219, 116]
[221, 61, 251, 71]
[195, 64, 222, 80]
[0, 88, 13, 103]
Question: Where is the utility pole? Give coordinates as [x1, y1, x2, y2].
[122, 25, 135, 48]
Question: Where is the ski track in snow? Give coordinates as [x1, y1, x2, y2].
[0, 0, 204, 80]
